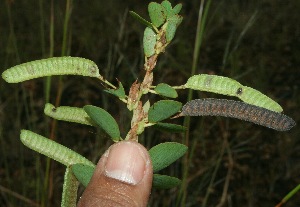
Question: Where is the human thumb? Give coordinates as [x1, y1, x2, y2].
[77, 141, 153, 207]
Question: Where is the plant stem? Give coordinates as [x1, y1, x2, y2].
[201, 137, 226, 207]
[172, 85, 186, 89]
[46, 0, 73, 204]
[275, 184, 300, 207]
[179, 0, 212, 206]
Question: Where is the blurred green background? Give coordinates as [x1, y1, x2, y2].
[0, 0, 299, 206]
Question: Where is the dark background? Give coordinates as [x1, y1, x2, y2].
[0, 0, 299, 206]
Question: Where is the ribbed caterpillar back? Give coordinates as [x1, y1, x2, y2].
[180, 98, 295, 131]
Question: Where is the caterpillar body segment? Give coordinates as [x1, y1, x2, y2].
[184, 74, 283, 112]
[44, 103, 96, 126]
[185, 74, 242, 96]
[20, 130, 95, 166]
[2, 57, 101, 83]
[238, 86, 283, 113]
[180, 98, 295, 131]
[61, 167, 79, 207]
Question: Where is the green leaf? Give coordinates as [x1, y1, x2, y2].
[148, 2, 166, 27]
[104, 81, 126, 99]
[161, 0, 173, 18]
[44, 103, 96, 126]
[149, 142, 188, 172]
[71, 164, 95, 187]
[61, 167, 79, 207]
[148, 100, 182, 123]
[153, 174, 181, 189]
[153, 122, 186, 133]
[143, 27, 157, 57]
[20, 130, 95, 167]
[129, 11, 153, 28]
[2, 57, 101, 83]
[172, 3, 182, 14]
[84, 105, 121, 142]
[165, 15, 183, 42]
[154, 83, 178, 98]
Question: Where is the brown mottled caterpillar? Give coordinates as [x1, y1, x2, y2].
[2, 57, 101, 83]
[179, 98, 295, 131]
[185, 74, 283, 112]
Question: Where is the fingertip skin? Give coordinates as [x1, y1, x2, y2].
[77, 141, 153, 207]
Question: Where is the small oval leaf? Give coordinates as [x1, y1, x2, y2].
[84, 105, 121, 141]
[129, 11, 153, 28]
[148, 2, 166, 27]
[104, 81, 126, 99]
[44, 103, 96, 126]
[149, 142, 188, 172]
[71, 164, 95, 187]
[148, 100, 182, 123]
[153, 174, 181, 189]
[165, 15, 183, 42]
[173, 3, 182, 14]
[143, 27, 157, 57]
[161, 0, 173, 18]
[153, 122, 186, 133]
[154, 83, 178, 98]
[2, 57, 101, 83]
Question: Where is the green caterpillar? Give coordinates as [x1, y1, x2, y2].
[61, 167, 79, 207]
[185, 74, 283, 112]
[20, 130, 94, 167]
[2, 56, 101, 83]
[44, 103, 96, 126]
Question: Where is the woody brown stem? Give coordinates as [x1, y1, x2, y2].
[126, 26, 169, 141]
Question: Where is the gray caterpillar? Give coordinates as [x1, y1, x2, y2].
[179, 98, 296, 131]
